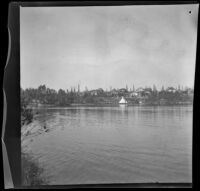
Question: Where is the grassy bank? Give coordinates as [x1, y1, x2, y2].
[21, 152, 48, 186]
[21, 92, 49, 186]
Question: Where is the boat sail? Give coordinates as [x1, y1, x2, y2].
[119, 96, 128, 104]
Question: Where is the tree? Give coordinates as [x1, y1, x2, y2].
[38, 85, 46, 93]
[126, 84, 128, 91]
[21, 88, 33, 126]
[57, 89, 68, 106]
[132, 84, 135, 92]
[153, 84, 157, 92]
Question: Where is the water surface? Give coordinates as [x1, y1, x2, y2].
[23, 105, 192, 184]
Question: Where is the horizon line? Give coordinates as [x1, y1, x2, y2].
[21, 84, 194, 91]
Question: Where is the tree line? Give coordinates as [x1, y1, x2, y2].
[21, 84, 193, 106]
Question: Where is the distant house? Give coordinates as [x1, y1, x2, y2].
[136, 87, 144, 92]
[129, 91, 138, 97]
[89, 90, 98, 96]
[136, 88, 150, 98]
[118, 88, 128, 93]
[166, 87, 176, 93]
[159, 98, 167, 105]
[89, 88, 104, 96]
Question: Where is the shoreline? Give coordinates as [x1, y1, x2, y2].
[29, 102, 193, 109]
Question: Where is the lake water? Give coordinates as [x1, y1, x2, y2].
[23, 105, 192, 185]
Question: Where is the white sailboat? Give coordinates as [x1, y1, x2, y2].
[119, 96, 128, 104]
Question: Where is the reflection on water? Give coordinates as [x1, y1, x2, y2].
[24, 106, 192, 185]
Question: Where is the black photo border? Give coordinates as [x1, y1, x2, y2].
[2, 1, 200, 189]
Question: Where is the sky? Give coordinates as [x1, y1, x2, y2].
[20, 4, 198, 91]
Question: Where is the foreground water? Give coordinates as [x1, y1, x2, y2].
[23, 105, 192, 184]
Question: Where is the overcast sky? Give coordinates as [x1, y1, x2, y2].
[20, 4, 198, 91]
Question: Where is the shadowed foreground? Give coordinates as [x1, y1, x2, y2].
[21, 153, 48, 186]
